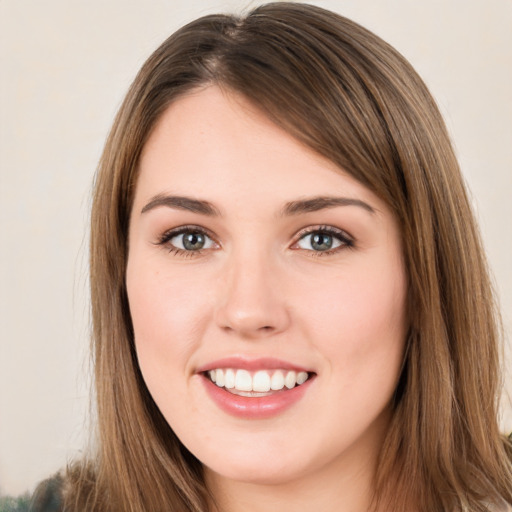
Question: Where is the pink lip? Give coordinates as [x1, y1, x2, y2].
[196, 357, 311, 373]
[200, 374, 315, 421]
[197, 357, 316, 419]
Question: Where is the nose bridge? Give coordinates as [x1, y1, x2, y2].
[214, 242, 289, 337]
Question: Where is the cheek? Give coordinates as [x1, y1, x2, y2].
[126, 259, 212, 381]
[298, 259, 407, 376]
[301, 265, 407, 443]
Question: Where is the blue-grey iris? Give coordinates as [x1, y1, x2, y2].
[183, 232, 205, 250]
[311, 233, 333, 251]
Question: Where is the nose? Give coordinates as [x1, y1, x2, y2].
[214, 249, 290, 339]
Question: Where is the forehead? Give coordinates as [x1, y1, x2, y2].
[135, 85, 383, 215]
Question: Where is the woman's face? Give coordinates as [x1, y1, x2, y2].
[126, 86, 407, 486]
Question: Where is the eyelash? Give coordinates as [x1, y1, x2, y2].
[156, 225, 215, 259]
[155, 224, 354, 258]
[293, 225, 354, 257]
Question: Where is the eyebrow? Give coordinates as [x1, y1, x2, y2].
[140, 194, 375, 217]
[280, 196, 375, 216]
[141, 194, 221, 216]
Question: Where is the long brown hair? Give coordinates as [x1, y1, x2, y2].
[67, 3, 512, 511]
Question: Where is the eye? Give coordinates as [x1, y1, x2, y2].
[294, 226, 353, 254]
[157, 226, 218, 255]
[170, 230, 215, 251]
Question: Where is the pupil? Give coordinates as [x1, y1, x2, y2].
[312, 233, 332, 251]
[183, 232, 204, 250]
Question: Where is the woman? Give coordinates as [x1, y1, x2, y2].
[32, 2, 512, 511]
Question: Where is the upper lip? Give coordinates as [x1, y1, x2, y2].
[196, 357, 313, 374]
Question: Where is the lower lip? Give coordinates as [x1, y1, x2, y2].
[201, 375, 314, 419]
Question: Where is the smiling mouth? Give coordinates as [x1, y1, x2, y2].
[204, 368, 313, 397]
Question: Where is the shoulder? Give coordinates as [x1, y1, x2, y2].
[30, 474, 65, 512]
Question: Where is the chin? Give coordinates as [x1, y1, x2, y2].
[205, 458, 308, 486]
[199, 436, 331, 487]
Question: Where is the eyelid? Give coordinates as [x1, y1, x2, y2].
[155, 224, 220, 254]
[290, 225, 354, 253]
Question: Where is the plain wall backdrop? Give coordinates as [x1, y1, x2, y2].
[1, 0, 511, 496]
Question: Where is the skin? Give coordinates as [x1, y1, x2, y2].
[126, 86, 408, 512]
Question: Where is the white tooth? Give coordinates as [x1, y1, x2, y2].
[253, 371, 271, 392]
[270, 370, 285, 390]
[285, 371, 297, 389]
[215, 369, 225, 387]
[235, 369, 252, 391]
[297, 371, 308, 385]
[224, 369, 235, 389]
[209, 370, 216, 383]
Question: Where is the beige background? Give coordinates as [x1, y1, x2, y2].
[0, 0, 511, 496]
